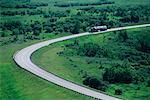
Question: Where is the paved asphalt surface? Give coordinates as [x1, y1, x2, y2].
[14, 24, 150, 100]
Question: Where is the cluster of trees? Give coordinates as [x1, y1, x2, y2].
[43, 11, 69, 18]
[0, 20, 78, 37]
[43, 18, 82, 34]
[114, 30, 150, 65]
[0, 2, 48, 9]
[118, 49, 150, 65]
[79, 6, 112, 12]
[83, 76, 124, 95]
[103, 67, 133, 84]
[83, 77, 108, 91]
[62, 29, 150, 93]
[30, 21, 42, 36]
[1, 1, 150, 46]
[1, 21, 22, 31]
[54, 1, 114, 7]
[1, 4, 149, 38]
[80, 5, 150, 23]
[15, 2, 48, 9]
[114, 6, 150, 23]
[76, 43, 108, 57]
[0, 21, 43, 36]
[1, 9, 44, 16]
[136, 33, 150, 53]
[0, 0, 30, 8]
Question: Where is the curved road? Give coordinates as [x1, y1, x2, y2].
[14, 24, 150, 100]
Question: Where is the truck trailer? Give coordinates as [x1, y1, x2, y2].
[89, 25, 107, 32]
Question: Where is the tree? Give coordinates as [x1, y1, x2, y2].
[83, 76, 108, 90]
[115, 89, 122, 95]
[1, 32, 6, 37]
[33, 30, 40, 36]
[136, 34, 150, 53]
[146, 80, 150, 87]
[44, 26, 53, 33]
[131, 11, 139, 23]
[118, 30, 128, 42]
[71, 21, 80, 34]
[12, 28, 20, 35]
[77, 43, 108, 57]
[31, 22, 42, 36]
[103, 67, 133, 84]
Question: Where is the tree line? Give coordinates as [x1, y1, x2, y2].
[0, 2, 48, 9]
[1, 9, 45, 16]
[54, 1, 114, 7]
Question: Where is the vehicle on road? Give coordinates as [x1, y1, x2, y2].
[89, 25, 107, 32]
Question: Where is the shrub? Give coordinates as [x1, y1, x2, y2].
[83, 76, 108, 91]
[44, 26, 53, 33]
[117, 30, 128, 42]
[12, 28, 20, 35]
[1, 32, 6, 37]
[77, 43, 107, 57]
[1, 21, 22, 31]
[138, 60, 149, 65]
[136, 33, 150, 53]
[103, 67, 133, 84]
[70, 21, 80, 34]
[146, 80, 150, 87]
[115, 89, 122, 95]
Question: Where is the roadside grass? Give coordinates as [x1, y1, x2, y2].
[32, 27, 150, 100]
[0, 34, 91, 100]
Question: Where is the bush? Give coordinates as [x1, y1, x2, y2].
[138, 60, 149, 65]
[31, 21, 42, 36]
[44, 26, 53, 33]
[103, 67, 133, 84]
[12, 28, 20, 35]
[1, 21, 22, 31]
[1, 32, 6, 37]
[77, 43, 108, 57]
[83, 76, 108, 91]
[146, 80, 150, 87]
[117, 30, 128, 42]
[115, 89, 122, 95]
[136, 33, 150, 53]
[70, 21, 80, 34]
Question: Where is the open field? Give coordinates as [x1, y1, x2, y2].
[32, 27, 150, 100]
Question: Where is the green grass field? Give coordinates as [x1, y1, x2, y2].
[32, 27, 150, 100]
[0, 34, 91, 100]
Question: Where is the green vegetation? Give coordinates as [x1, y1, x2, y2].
[1, 0, 150, 99]
[0, 34, 91, 100]
[32, 27, 150, 99]
[1, 0, 150, 45]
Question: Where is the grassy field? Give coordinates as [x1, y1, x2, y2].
[32, 27, 150, 100]
[0, 34, 91, 100]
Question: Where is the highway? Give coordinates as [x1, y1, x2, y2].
[13, 24, 150, 100]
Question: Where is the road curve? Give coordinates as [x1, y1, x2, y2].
[13, 24, 150, 100]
